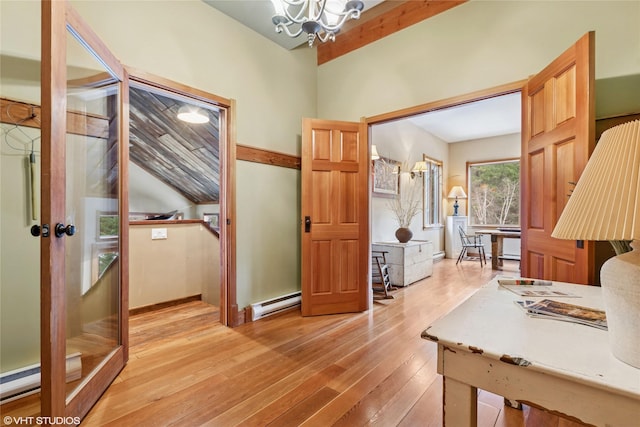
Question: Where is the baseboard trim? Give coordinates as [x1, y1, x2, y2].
[129, 295, 202, 316]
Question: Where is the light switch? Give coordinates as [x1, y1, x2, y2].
[151, 228, 167, 240]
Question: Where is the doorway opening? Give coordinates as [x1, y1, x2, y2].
[366, 81, 525, 274]
[126, 73, 235, 326]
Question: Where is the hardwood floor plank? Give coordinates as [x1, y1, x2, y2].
[225, 364, 347, 427]
[267, 387, 340, 427]
[5, 259, 588, 427]
[397, 374, 443, 427]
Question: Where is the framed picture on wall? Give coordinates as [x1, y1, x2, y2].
[373, 157, 400, 197]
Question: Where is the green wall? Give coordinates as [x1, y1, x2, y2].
[318, 1, 640, 120]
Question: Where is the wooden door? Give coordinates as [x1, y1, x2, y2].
[42, 1, 128, 419]
[301, 118, 369, 316]
[521, 32, 595, 284]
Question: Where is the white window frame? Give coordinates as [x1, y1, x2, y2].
[423, 155, 443, 228]
[467, 158, 520, 226]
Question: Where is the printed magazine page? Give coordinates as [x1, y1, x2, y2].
[514, 299, 607, 330]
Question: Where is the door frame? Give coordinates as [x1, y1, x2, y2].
[365, 80, 527, 250]
[41, 0, 129, 418]
[125, 69, 237, 327]
[366, 80, 527, 126]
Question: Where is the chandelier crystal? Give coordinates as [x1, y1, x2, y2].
[270, 0, 365, 47]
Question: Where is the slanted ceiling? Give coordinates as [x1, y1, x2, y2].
[129, 87, 220, 204]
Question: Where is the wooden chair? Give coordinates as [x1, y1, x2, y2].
[372, 250, 394, 299]
[456, 225, 487, 267]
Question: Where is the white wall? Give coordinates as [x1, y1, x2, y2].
[129, 162, 196, 218]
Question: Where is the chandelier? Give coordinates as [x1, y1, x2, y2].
[270, 0, 365, 47]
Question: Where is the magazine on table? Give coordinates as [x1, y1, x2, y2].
[498, 277, 580, 298]
[514, 299, 607, 330]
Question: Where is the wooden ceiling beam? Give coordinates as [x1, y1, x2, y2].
[317, 0, 467, 65]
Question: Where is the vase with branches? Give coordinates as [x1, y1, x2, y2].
[387, 167, 422, 242]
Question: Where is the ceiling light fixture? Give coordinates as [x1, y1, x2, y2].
[270, 0, 364, 47]
[177, 106, 209, 124]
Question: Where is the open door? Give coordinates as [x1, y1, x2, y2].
[41, 0, 128, 420]
[301, 118, 369, 316]
[521, 32, 595, 284]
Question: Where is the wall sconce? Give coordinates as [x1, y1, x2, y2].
[410, 161, 427, 179]
[371, 145, 380, 160]
[447, 185, 467, 216]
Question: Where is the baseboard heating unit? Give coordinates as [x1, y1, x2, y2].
[0, 352, 82, 404]
[250, 291, 301, 321]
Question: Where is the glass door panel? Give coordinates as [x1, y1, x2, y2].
[64, 26, 121, 401]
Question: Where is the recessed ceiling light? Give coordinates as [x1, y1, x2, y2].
[177, 106, 209, 124]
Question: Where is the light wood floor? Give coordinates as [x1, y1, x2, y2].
[2, 258, 587, 426]
[82, 258, 587, 426]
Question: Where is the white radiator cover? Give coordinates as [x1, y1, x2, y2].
[0, 352, 82, 404]
[251, 291, 301, 321]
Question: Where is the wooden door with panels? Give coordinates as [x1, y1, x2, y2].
[521, 32, 595, 284]
[301, 118, 369, 316]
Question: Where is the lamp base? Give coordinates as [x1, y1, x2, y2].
[453, 200, 460, 216]
[600, 240, 640, 369]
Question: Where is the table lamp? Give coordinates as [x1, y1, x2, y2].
[447, 186, 467, 216]
[552, 119, 639, 368]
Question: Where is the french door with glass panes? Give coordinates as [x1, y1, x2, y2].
[40, 1, 128, 419]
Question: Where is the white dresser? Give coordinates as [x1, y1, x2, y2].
[372, 240, 433, 287]
[445, 215, 468, 259]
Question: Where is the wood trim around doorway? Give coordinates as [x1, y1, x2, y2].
[126, 69, 238, 327]
[366, 80, 528, 125]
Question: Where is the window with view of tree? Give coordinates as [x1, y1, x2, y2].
[423, 156, 443, 227]
[468, 159, 520, 226]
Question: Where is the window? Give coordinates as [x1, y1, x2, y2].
[98, 213, 118, 239]
[423, 156, 443, 227]
[92, 212, 119, 287]
[468, 159, 520, 226]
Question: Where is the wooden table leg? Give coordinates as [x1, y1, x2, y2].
[497, 235, 504, 267]
[491, 235, 499, 270]
[443, 376, 478, 427]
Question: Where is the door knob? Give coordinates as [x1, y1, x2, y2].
[30, 224, 50, 237]
[55, 223, 76, 238]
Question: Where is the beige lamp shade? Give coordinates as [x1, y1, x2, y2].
[447, 185, 467, 199]
[371, 145, 380, 160]
[552, 119, 640, 241]
[411, 161, 428, 173]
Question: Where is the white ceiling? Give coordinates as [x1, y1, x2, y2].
[407, 93, 522, 143]
[202, 0, 521, 142]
